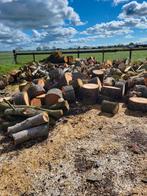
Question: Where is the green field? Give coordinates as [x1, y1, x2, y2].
[0, 50, 147, 75]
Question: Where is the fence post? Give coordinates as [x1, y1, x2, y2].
[33, 53, 36, 62]
[102, 51, 105, 63]
[77, 50, 80, 58]
[129, 49, 132, 63]
[13, 50, 17, 64]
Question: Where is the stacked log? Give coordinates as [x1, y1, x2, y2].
[62, 85, 76, 103]
[45, 88, 63, 106]
[81, 83, 99, 104]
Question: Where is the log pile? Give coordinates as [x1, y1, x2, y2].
[0, 51, 147, 146]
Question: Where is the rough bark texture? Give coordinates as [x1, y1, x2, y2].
[101, 100, 119, 114]
[62, 85, 76, 103]
[27, 84, 45, 99]
[7, 112, 49, 135]
[134, 85, 147, 98]
[115, 80, 126, 96]
[128, 97, 147, 112]
[13, 92, 30, 106]
[81, 83, 99, 105]
[12, 124, 49, 145]
[92, 69, 104, 83]
[101, 86, 122, 99]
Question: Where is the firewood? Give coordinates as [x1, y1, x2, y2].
[134, 85, 147, 98]
[27, 84, 45, 99]
[19, 81, 30, 92]
[101, 86, 122, 99]
[115, 80, 126, 96]
[103, 77, 115, 86]
[0, 120, 22, 132]
[4, 108, 27, 117]
[47, 99, 69, 112]
[33, 79, 45, 87]
[45, 88, 63, 106]
[127, 97, 147, 112]
[88, 77, 102, 90]
[62, 85, 76, 103]
[12, 124, 49, 145]
[7, 112, 49, 135]
[30, 98, 42, 107]
[13, 92, 30, 106]
[101, 100, 119, 114]
[143, 72, 147, 86]
[92, 69, 104, 83]
[81, 83, 99, 104]
[0, 80, 5, 90]
[127, 77, 145, 89]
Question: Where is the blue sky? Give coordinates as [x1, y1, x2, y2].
[0, 0, 147, 50]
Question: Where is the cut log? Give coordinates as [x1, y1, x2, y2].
[7, 112, 49, 135]
[134, 85, 147, 98]
[12, 124, 49, 145]
[0, 80, 5, 90]
[19, 81, 30, 92]
[81, 83, 99, 104]
[27, 84, 45, 99]
[4, 108, 28, 117]
[127, 97, 147, 112]
[47, 99, 69, 112]
[115, 80, 126, 96]
[103, 77, 115, 86]
[127, 77, 145, 89]
[92, 70, 104, 83]
[143, 72, 147, 86]
[33, 79, 45, 88]
[88, 77, 102, 90]
[30, 98, 42, 107]
[45, 88, 63, 106]
[13, 92, 30, 106]
[62, 85, 76, 103]
[36, 94, 46, 105]
[101, 86, 122, 99]
[101, 100, 119, 114]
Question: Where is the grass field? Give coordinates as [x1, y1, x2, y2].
[0, 50, 147, 74]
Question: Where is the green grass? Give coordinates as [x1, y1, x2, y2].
[0, 50, 147, 75]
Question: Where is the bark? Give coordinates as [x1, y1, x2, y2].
[13, 92, 30, 106]
[92, 69, 104, 83]
[127, 97, 147, 112]
[7, 112, 49, 135]
[101, 100, 119, 114]
[45, 88, 63, 106]
[62, 85, 76, 103]
[12, 124, 49, 145]
[101, 86, 122, 99]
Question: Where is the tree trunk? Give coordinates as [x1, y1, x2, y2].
[13, 92, 30, 106]
[81, 83, 99, 104]
[101, 86, 122, 99]
[101, 100, 119, 114]
[62, 85, 76, 103]
[127, 97, 147, 112]
[7, 112, 49, 135]
[45, 88, 63, 106]
[12, 124, 49, 145]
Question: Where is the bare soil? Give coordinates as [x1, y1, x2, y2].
[0, 86, 147, 196]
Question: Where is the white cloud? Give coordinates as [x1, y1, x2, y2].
[0, 0, 84, 29]
[113, 0, 130, 5]
[119, 1, 147, 18]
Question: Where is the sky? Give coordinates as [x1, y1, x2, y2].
[0, 0, 147, 50]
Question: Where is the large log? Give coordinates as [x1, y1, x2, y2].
[62, 85, 76, 103]
[101, 86, 122, 99]
[27, 84, 45, 99]
[12, 124, 49, 145]
[127, 77, 145, 89]
[7, 112, 49, 135]
[101, 100, 119, 114]
[45, 88, 63, 106]
[13, 92, 30, 106]
[47, 99, 69, 112]
[134, 85, 147, 98]
[88, 77, 102, 90]
[127, 97, 147, 112]
[92, 70, 104, 83]
[81, 83, 99, 104]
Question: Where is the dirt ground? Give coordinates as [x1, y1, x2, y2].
[0, 86, 147, 196]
